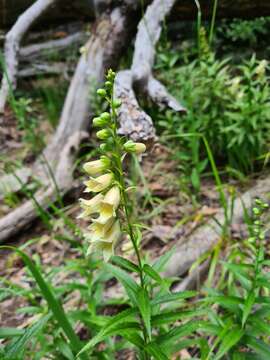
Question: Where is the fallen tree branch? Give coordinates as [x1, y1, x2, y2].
[0, 0, 58, 114]
[0, 131, 86, 242]
[131, 0, 186, 113]
[18, 62, 70, 78]
[164, 176, 270, 278]
[114, 0, 185, 143]
[0, 3, 139, 242]
[19, 32, 85, 60]
[172, 260, 210, 292]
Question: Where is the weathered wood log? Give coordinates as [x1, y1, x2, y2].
[164, 176, 270, 278]
[114, 70, 155, 141]
[20, 32, 86, 60]
[114, 0, 185, 144]
[1, 0, 270, 28]
[0, 131, 86, 242]
[0, 3, 139, 242]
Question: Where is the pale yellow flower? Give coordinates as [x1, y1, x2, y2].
[88, 241, 114, 261]
[84, 173, 113, 193]
[77, 193, 104, 219]
[95, 186, 121, 224]
[88, 217, 114, 241]
[83, 157, 110, 176]
[255, 59, 268, 78]
[86, 220, 121, 260]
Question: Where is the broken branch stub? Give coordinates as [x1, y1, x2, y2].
[114, 70, 155, 142]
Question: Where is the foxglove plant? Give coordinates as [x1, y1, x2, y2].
[77, 70, 200, 359]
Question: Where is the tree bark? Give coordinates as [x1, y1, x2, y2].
[1, 0, 270, 28]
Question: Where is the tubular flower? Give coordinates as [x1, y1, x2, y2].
[84, 173, 113, 193]
[88, 217, 114, 241]
[83, 157, 110, 176]
[77, 193, 104, 219]
[95, 186, 121, 224]
[255, 59, 268, 78]
[87, 220, 121, 260]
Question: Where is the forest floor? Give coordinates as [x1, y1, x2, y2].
[1, 15, 270, 359]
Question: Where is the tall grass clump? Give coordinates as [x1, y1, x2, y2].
[157, 53, 270, 185]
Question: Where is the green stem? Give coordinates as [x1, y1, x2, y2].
[109, 89, 151, 359]
[209, 0, 218, 45]
[194, 0, 202, 57]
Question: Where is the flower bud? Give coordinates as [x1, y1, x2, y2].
[92, 117, 106, 127]
[97, 88, 107, 97]
[100, 143, 107, 151]
[113, 99, 121, 108]
[100, 112, 111, 122]
[83, 156, 110, 176]
[96, 129, 111, 140]
[107, 69, 116, 81]
[124, 140, 146, 154]
[105, 81, 112, 88]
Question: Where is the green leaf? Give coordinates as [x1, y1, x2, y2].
[0, 246, 85, 359]
[0, 328, 24, 339]
[5, 315, 50, 358]
[76, 322, 141, 357]
[111, 256, 140, 274]
[143, 264, 163, 284]
[104, 263, 140, 305]
[151, 291, 196, 306]
[76, 308, 138, 356]
[145, 343, 169, 360]
[117, 330, 144, 348]
[248, 316, 270, 336]
[152, 246, 176, 272]
[242, 292, 255, 327]
[257, 276, 270, 289]
[151, 309, 206, 326]
[204, 295, 243, 313]
[215, 326, 244, 360]
[56, 338, 75, 360]
[245, 336, 270, 359]
[137, 288, 151, 339]
[156, 320, 200, 345]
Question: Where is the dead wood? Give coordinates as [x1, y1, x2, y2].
[114, 0, 185, 143]
[164, 176, 270, 278]
[0, 0, 58, 115]
[131, 0, 185, 114]
[0, 131, 86, 242]
[0, 4, 138, 242]
[18, 62, 70, 78]
[19, 32, 86, 60]
[114, 70, 155, 141]
[172, 260, 210, 292]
